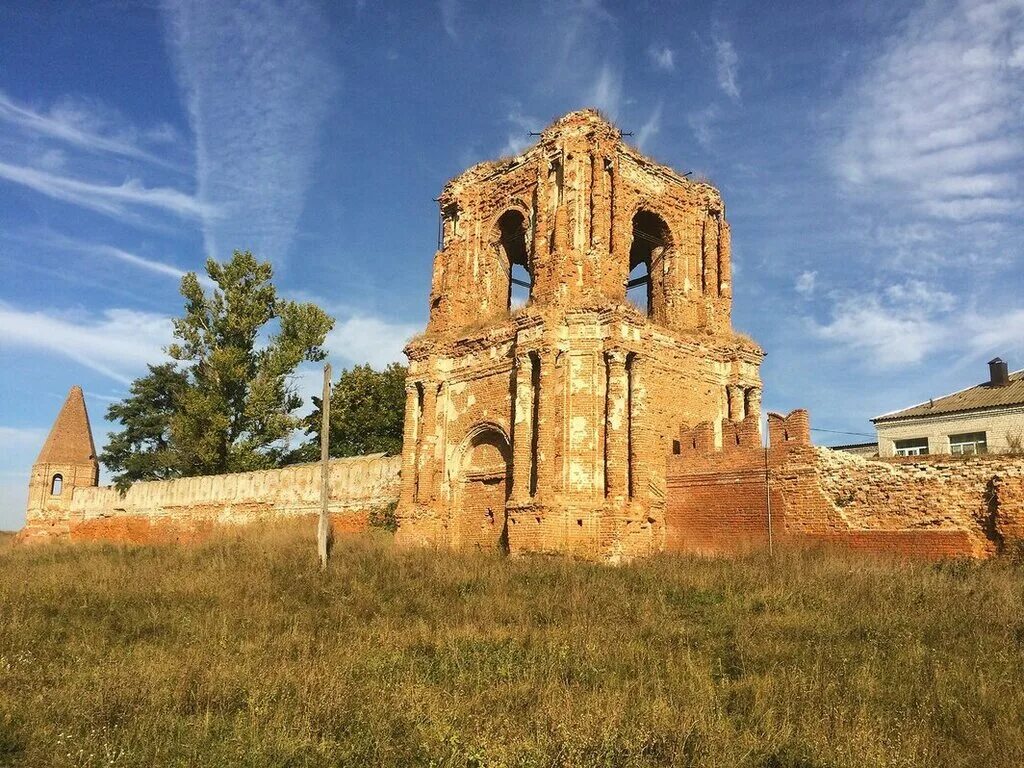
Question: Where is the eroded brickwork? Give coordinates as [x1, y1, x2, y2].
[22, 387, 400, 544]
[396, 110, 763, 560]
[665, 410, 1024, 558]
[28, 111, 1018, 561]
[22, 453, 400, 544]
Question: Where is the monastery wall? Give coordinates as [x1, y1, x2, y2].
[665, 410, 1024, 558]
[22, 454, 401, 544]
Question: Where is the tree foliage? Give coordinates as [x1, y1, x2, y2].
[292, 362, 407, 462]
[102, 250, 334, 486]
[99, 364, 188, 492]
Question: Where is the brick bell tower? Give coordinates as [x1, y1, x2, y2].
[396, 109, 763, 560]
[26, 386, 100, 534]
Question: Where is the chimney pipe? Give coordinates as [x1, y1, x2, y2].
[989, 357, 1009, 387]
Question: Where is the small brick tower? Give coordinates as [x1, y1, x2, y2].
[396, 110, 763, 560]
[26, 386, 99, 534]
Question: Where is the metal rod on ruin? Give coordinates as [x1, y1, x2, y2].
[318, 362, 332, 570]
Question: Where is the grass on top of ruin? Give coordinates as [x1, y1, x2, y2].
[1, 527, 1023, 768]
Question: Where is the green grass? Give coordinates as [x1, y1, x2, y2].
[1, 525, 1023, 767]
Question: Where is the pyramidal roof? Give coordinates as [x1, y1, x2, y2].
[35, 385, 97, 465]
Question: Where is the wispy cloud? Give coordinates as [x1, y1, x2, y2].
[795, 270, 817, 297]
[0, 426, 48, 449]
[498, 102, 539, 157]
[38, 234, 215, 286]
[714, 35, 740, 101]
[811, 280, 1024, 369]
[647, 44, 674, 72]
[588, 62, 622, 118]
[326, 315, 418, 369]
[833, 0, 1024, 223]
[37, 149, 67, 171]
[688, 104, 719, 149]
[636, 102, 662, 151]
[77, 243, 190, 281]
[163, 0, 340, 265]
[0, 160, 211, 221]
[0, 89, 182, 169]
[0, 303, 172, 384]
[440, 0, 459, 40]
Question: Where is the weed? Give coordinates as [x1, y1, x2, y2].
[0, 525, 1021, 766]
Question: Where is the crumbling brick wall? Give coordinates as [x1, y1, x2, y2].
[397, 110, 763, 561]
[21, 454, 401, 545]
[992, 474, 1024, 545]
[665, 410, 1024, 558]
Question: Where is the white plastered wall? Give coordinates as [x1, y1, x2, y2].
[875, 406, 1024, 457]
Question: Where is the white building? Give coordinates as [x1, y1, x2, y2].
[872, 358, 1024, 457]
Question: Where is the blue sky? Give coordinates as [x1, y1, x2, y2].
[1, 0, 1022, 529]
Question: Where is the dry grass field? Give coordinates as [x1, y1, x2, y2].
[1, 524, 1023, 767]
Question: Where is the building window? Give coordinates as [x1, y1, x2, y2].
[894, 438, 929, 457]
[628, 210, 671, 318]
[950, 432, 987, 455]
[51, 474, 63, 495]
[496, 209, 531, 309]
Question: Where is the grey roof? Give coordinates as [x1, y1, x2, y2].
[872, 369, 1024, 423]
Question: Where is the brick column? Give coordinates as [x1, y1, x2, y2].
[702, 213, 719, 297]
[727, 384, 744, 422]
[604, 348, 629, 499]
[536, 348, 558, 498]
[511, 353, 534, 502]
[417, 382, 437, 503]
[629, 354, 648, 502]
[400, 383, 420, 507]
[745, 387, 762, 419]
[718, 219, 732, 298]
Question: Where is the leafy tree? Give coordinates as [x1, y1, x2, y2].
[291, 362, 407, 463]
[100, 363, 188, 491]
[103, 250, 334, 483]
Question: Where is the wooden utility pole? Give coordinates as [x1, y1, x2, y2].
[318, 363, 332, 570]
[764, 445, 773, 557]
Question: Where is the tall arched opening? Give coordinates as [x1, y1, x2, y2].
[454, 426, 512, 552]
[496, 210, 532, 309]
[628, 210, 672, 319]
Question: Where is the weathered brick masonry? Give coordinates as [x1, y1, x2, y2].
[22, 387, 400, 544]
[666, 410, 1024, 558]
[23, 110, 1024, 558]
[395, 110, 762, 561]
[393, 109, 1024, 560]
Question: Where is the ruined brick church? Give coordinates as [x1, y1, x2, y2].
[394, 109, 762, 559]
[23, 110, 1024, 559]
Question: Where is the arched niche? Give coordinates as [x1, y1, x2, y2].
[453, 424, 511, 553]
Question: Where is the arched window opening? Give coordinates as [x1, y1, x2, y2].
[497, 210, 532, 309]
[628, 211, 671, 318]
[51, 474, 63, 496]
[510, 263, 531, 307]
[626, 260, 650, 314]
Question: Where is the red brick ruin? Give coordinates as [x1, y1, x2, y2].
[23, 110, 1024, 558]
